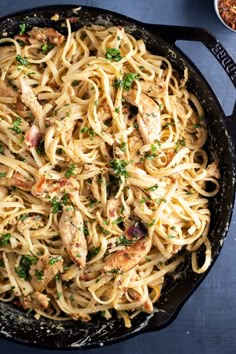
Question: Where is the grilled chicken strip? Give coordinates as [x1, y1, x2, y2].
[59, 207, 87, 268]
[29, 255, 63, 293]
[104, 238, 151, 273]
[123, 89, 160, 143]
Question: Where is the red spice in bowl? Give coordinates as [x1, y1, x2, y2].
[218, 0, 236, 30]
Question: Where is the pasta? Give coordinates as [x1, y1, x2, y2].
[0, 20, 220, 327]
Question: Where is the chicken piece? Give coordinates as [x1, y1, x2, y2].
[29, 255, 63, 292]
[16, 214, 44, 233]
[107, 198, 121, 222]
[206, 162, 220, 179]
[140, 80, 166, 98]
[0, 79, 17, 101]
[97, 104, 112, 121]
[18, 292, 50, 310]
[142, 297, 153, 314]
[123, 89, 160, 143]
[31, 176, 79, 201]
[0, 166, 34, 191]
[90, 177, 100, 201]
[28, 27, 64, 45]
[59, 207, 87, 268]
[19, 76, 44, 126]
[0, 186, 8, 198]
[31, 291, 50, 309]
[104, 238, 151, 273]
[25, 124, 42, 148]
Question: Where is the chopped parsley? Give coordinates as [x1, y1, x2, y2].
[19, 23, 26, 35]
[36, 139, 45, 155]
[105, 48, 122, 62]
[115, 107, 120, 113]
[147, 220, 156, 227]
[167, 234, 175, 239]
[87, 247, 101, 261]
[15, 254, 37, 280]
[156, 198, 167, 204]
[174, 138, 186, 153]
[71, 80, 79, 87]
[19, 214, 29, 221]
[117, 236, 134, 245]
[41, 43, 54, 54]
[9, 117, 22, 135]
[51, 197, 62, 214]
[0, 172, 6, 178]
[83, 221, 89, 237]
[109, 159, 129, 178]
[108, 268, 123, 274]
[120, 142, 127, 152]
[114, 73, 140, 91]
[80, 126, 96, 138]
[146, 184, 158, 191]
[16, 55, 28, 66]
[65, 164, 76, 178]
[0, 144, 3, 153]
[0, 233, 11, 246]
[35, 269, 44, 281]
[49, 256, 62, 265]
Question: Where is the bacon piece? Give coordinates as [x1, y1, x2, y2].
[16, 215, 44, 233]
[32, 291, 50, 309]
[25, 124, 42, 148]
[126, 221, 148, 240]
[29, 255, 63, 292]
[28, 27, 64, 45]
[31, 176, 79, 201]
[104, 238, 151, 273]
[59, 208, 87, 268]
[0, 166, 34, 191]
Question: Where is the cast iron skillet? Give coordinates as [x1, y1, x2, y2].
[0, 5, 235, 350]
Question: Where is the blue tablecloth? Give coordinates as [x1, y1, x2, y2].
[0, 1, 235, 353]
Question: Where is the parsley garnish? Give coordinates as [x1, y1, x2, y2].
[71, 80, 79, 87]
[114, 73, 140, 91]
[41, 43, 54, 54]
[146, 184, 158, 191]
[0, 233, 11, 246]
[9, 117, 22, 135]
[117, 236, 134, 245]
[0, 172, 6, 178]
[108, 268, 123, 274]
[120, 142, 126, 152]
[87, 247, 101, 261]
[19, 23, 26, 35]
[65, 164, 76, 178]
[35, 269, 44, 281]
[80, 126, 95, 138]
[109, 159, 129, 178]
[49, 256, 62, 265]
[105, 48, 122, 62]
[16, 55, 28, 66]
[15, 254, 37, 280]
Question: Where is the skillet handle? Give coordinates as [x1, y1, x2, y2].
[146, 25, 236, 88]
[146, 24, 236, 144]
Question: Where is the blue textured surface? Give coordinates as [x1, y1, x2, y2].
[0, 1, 235, 353]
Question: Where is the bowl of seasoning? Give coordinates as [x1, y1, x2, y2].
[214, 0, 236, 32]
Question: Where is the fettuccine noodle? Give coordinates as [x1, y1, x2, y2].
[0, 20, 220, 327]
